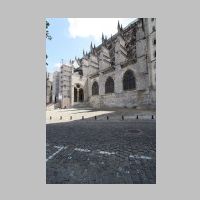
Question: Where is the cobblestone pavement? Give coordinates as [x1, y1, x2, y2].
[46, 118, 156, 184]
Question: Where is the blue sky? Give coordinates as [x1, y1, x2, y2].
[46, 18, 136, 73]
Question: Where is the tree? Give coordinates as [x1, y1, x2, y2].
[46, 20, 52, 65]
[46, 20, 52, 40]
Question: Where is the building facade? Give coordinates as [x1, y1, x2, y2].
[52, 71, 60, 104]
[55, 18, 156, 109]
[46, 71, 52, 104]
[59, 65, 72, 108]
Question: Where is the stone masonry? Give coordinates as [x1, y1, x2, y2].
[53, 18, 156, 109]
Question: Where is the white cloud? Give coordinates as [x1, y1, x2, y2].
[67, 18, 136, 42]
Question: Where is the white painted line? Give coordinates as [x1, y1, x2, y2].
[129, 155, 152, 160]
[46, 144, 152, 162]
[54, 145, 64, 149]
[140, 155, 152, 160]
[98, 151, 115, 155]
[46, 146, 65, 162]
[74, 148, 91, 152]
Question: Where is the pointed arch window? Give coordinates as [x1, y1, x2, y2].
[74, 87, 77, 102]
[123, 70, 136, 90]
[105, 77, 114, 94]
[92, 81, 99, 95]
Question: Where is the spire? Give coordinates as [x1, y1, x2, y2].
[121, 24, 123, 30]
[90, 41, 93, 52]
[83, 49, 85, 56]
[102, 32, 104, 43]
[117, 20, 120, 32]
[93, 44, 96, 55]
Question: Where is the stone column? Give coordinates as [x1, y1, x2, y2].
[99, 72, 104, 95]
[115, 65, 123, 93]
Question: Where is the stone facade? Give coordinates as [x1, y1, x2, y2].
[54, 18, 156, 109]
[52, 71, 60, 104]
[46, 71, 52, 104]
[59, 65, 72, 108]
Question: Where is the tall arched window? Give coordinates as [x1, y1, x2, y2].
[92, 81, 99, 95]
[105, 77, 114, 94]
[123, 70, 136, 90]
[74, 87, 77, 102]
[79, 88, 84, 102]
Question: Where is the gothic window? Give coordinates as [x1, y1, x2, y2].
[92, 81, 99, 95]
[152, 26, 156, 32]
[123, 70, 136, 90]
[76, 84, 80, 88]
[74, 87, 77, 102]
[79, 88, 84, 102]
[153, 38, 156, 45]
[154, 51, 156, 58]
[105, 77, 114, 94]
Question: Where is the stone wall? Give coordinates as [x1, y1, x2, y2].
[88, 61, 150, 109]
[52, 71, 60, 103]
[46, 79, 52, 104]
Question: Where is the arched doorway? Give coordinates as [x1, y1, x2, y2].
[79, 88, 84, 102]
[74, 84, 84, 103]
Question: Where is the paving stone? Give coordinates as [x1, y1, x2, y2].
[46, 120, 156, 184]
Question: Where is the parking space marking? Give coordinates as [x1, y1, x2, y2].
[129, 155, 152, 160]
[54, 145, 64, 149]
[98, 150, 116, 155]
[46, 146, 66, 162]
[74, 148, 91, 152]
[46, 144, 153, 161]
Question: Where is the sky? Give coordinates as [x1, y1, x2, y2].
[46, 18, 137, 73]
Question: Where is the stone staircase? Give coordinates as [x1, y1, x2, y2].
[46, 102, 60, 110]
[46, 103, 54, 111]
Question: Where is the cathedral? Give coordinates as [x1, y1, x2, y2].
[52, 18, 156, 109]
